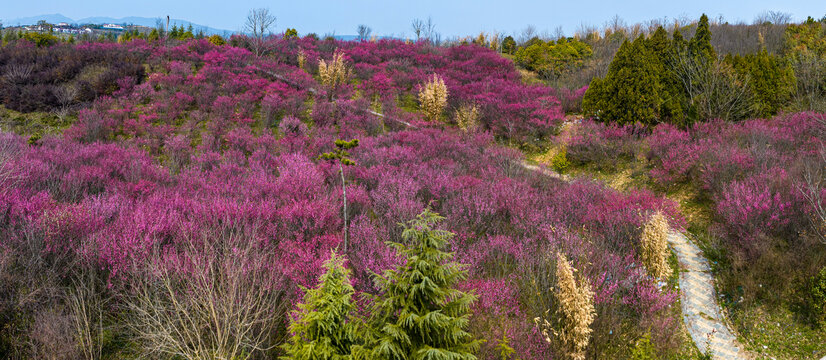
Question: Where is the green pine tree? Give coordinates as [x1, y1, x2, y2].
[501, 36, 516, 55]
[672, 28, 687, 53]
[357, 209, 480, 360]
[726, 50, 796, 117]
[584, 36, 662, 126]
[689, 14, 716, 62]
[648, 26, 687, 126]
[281, 251, 361, 360]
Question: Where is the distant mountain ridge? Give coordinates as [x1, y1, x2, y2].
[4, 14, 235, 35]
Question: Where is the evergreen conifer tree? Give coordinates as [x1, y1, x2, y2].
[585, 36, 661, 125]
[672, 29, 687, 53]
[688, 14, 716, 61]
[648, 26, 686, 125]
[358, 209, 480, 360]
[282, 251, 361, 360]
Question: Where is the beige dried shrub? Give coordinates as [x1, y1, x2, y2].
[535, 252, 596, 360]
[641, 211, 672, 279]
[418, 74, 448, 122]
[297, 48, 306, 70]
[455, 104, 480, 132]
[318, 49, 349, 97]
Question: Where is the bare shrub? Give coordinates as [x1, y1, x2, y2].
[800, 146, 826, 244]
[0, 132, 23, 195]
[124, 226, 288, 360]
[67, 270, 108, 360]
[28, 307, 79, 360]
[671, 53, 753, 121]
[418, 74, 448, 122]
[0, 216, 78, 358]
[3, 63, 34, 84]
[640, 212, 672, 279]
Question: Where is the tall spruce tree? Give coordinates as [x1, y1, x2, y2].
[282, 251, 361, 360]
[357, 209, 480, 360]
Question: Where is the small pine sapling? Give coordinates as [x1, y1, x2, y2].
[359, 209, 480, 360]
[319, 139, 359, 252]
[281, 251, 361, 360]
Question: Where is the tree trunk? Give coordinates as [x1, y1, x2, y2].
[339, 162, 349, 252]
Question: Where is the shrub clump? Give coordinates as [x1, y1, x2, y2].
[455, 103, 480, 132]
[810, 267, 826, 326]
[640, 212, 672, 279]
[418, 74, 448, 122]
[535, 252, 596, 360]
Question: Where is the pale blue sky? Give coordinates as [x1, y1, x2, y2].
[2, 0, 824, 37]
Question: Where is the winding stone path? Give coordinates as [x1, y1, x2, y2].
[669, 231, 749, 360]
[521, 162, 750, 359]
[254, 67, 753, 359]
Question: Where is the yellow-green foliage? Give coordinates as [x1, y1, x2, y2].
[455, 103, 479, 132]
[514, 37, 592, 79]
[22, 32, 59, 47]
[535, 253, 595, 360]
[418, 74, 448, 122]
[810, 267, 826, 324]
[630, 333, 657, 360]
[640, 211, 671, 279]
[208, 35, 226, 46]
[551, 147, 570, 174]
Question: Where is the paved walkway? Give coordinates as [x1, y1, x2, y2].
[668, 231, 749, 360]
[520, 162, 750, 359]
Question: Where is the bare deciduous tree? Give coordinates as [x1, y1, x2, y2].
[357, 24, 372, 41]
[245, 8, 276, 56]
[411, 18, 424, 41]
[423, 17, 438, 43]
[754, 10, 793, 25]
[671, 51, 754, 121]
[518, 24, 537, 45]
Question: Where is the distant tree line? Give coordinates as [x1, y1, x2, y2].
[581, 13, 824, 126]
